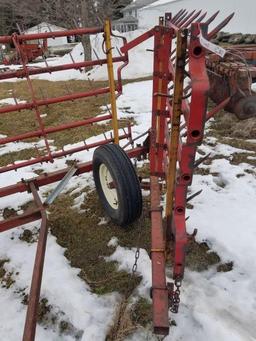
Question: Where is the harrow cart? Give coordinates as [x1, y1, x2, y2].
[207, 44, 256, 119]
[0, 9, 233, 340]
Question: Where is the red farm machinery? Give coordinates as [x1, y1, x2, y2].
[2, 35, 48, 65]
[0, 9, 237, 340]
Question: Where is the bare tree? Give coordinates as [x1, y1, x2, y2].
[0, 0, 132, 61]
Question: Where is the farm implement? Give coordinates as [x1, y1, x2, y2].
[207, 44, 256, 119]
[0, 9, 234, 340]
[2, 36, 48, 65]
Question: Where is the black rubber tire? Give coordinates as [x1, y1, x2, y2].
[93, 143, 142, 226]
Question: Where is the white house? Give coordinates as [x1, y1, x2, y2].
[112, 0, 157, 32]
[24, 22, 69, 47]
[138, 0, 256, 34]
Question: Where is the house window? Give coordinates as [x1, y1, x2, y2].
[129, 10, 132, 16]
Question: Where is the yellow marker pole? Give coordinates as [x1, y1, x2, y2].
[104, 19, 119, 144]
[165, 29, 187, 223]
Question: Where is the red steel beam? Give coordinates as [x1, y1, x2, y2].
[0, 146, 146, 197]
[0, 87, 111, 115]
[0, 114, 113, 145]
[0, 56, 126, 81]
[0, 27, 104, 44]
[0, 209, 42, 233]
[22, 182, 48, 341]
[150, 175, 169, 335]
[0, 132, 130, 174]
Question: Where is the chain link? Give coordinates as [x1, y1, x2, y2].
[170, 278, 182, 314]
[132, 247, 140, 275]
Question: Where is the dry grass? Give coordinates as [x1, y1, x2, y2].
[1, 78, 247, 335]
[0, 78, 135, 168]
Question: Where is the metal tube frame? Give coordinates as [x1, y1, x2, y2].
[0, 11, 234, 339]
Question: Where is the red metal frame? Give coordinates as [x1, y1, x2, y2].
[121, 10, 233, 335]
[0, 10, 234, 340]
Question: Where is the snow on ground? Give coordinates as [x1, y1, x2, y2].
[0, 29, 153, 83]
[0, 77, 255, 340]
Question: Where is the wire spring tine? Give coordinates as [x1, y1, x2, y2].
[43, 55, 50, 71]
[12, 91, 18, 106]
[187, 189, 203, 203]
[93, 48, 100, 61]
[116, 47, 122, 57]
[72, 18, 79, 29]
[104, 104, 112, 116]
[16, 23, 23, 34]
[83, 140, 89, 151]
[194, 153, 211, 168]
[69, 52, 75, 65]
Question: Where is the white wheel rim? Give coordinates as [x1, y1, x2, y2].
[99, 163, 119, 210]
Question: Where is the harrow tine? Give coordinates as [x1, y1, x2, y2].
[196, 11, 207, 23]
[172, 9, 185, 22]
[187, 189, 203, 203]
[181, 10, 202, 27]
[43, 55, 50, 69]
[193, 153, 211, 168]
[72, 18, 79, 29]
[208, 12, 235, 40]
[16, 23, 23, 34]
[104, 104, 112, 115]
[172, 9, 186, 24]
[175, 11, 189, 26]
[205, 10, 220, 25]
[46, 23, 53, 33]
[93, 48, 100, 60]
[179, 10, 196, 27]
[69, 52, 75, 64]
[12, 90, 18, 106]
[116, 47, 122, 57]
[9, 152, 16, 167]
[34, 145, 41, 160]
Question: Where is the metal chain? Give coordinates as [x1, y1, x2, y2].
[132, 247, 140, 275]
[170, 278, 182, 314]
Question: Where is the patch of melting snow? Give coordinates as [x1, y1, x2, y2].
[0, 79, 256, 340]
[0, 97, 26, 105]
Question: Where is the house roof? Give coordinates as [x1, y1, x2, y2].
[121, 0, 157, 12]
[24, 22, 67, 34]
[143, 0, 181, 9]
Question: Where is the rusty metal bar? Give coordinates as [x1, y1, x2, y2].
[0, 146, 146, 198]
[0, 114, 112, 145]
[150, 175, 169, 335]
[0, 132, 130, 174]
[0, 209, 42, 233]
[165, 29, 187, 223]
[0, 87, 111, 115]
[0, 56, 126, 81]
[22, 182, 47, 341]
[104, 20, 119, 144]
[0, 27, 104, 44]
